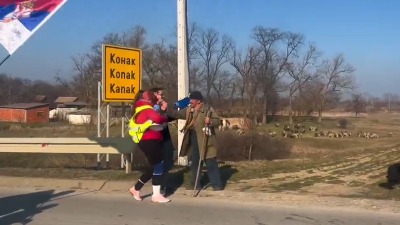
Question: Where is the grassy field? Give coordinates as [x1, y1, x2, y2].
[1, 111, 400, 200]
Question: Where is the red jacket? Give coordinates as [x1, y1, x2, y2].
[134, 99, 168, 141]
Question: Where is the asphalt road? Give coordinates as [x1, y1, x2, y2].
[0, 187, 399, 225]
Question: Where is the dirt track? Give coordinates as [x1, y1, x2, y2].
[228, 146, 400, 197]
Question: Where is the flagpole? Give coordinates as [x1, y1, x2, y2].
[0, 54, 10, 67]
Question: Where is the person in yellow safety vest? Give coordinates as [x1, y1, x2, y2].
[128, 91, 171, 203]
[129, 105, 162, 143]
[149, 87, 177, 195]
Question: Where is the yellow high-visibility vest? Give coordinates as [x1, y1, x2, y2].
[129, 105, 154, 143]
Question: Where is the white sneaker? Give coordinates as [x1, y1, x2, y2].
[129, 188, 142, 201]
[151, 194, 171, 203]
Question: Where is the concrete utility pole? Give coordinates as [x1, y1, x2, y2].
[177, 0, 189, 166]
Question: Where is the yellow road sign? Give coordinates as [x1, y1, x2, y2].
[102, 44, 142, 102]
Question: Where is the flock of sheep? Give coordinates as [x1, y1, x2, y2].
[218, 118, 387, 139]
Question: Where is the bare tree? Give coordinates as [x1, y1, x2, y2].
[383, 93, 400, 111]
[65, 26, 148, 105]
[212, 70, 235, 114]
[285, 43, 321, 123]
[196, 28, 232, 102]
[316, 54, 355, 122]
[68, 32, 125, 105]
[347, 93, 366, 117]
[0, 74, 31, 104]
[142, 44, 160, 88]
[187, 22, 200, 64]
[252, 26, 305, 123]
[230, 45, 262, 117]
[89, 32, 125, 61]
[0, 72, 70, 105]
[142, 41, 178, 100]
[153, 43, 178, 100]
[28, 79, 70, 102]
[70, 55, 99, 105]
[294, 80, 320, 116]
[125, 25, 147, 49]
[186, 23, 205, 92]
[188, 63, 205, 92]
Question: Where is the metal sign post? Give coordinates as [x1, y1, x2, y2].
[120, 103, 132, 173]
[99, 44, 142, 173]
[97, 82, 108, 169]
[106, 103, 110, 168]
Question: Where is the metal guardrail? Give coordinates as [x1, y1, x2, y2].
[0, 137, 137, 154]
[0, 137, 138, 173]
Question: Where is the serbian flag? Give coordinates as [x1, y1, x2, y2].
[0, 0, 67, 55]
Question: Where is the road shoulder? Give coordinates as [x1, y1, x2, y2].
[0, 175, 399, 214]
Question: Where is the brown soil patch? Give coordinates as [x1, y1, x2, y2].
[226, 146, 400, 198]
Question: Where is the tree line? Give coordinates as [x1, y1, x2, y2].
[1, 24, 399, 123]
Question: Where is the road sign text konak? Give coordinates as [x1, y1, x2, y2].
[102, 45, 141, 102]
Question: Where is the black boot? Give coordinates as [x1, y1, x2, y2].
[212, 186, 224, 191]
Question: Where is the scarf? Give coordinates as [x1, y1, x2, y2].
[182, 102, 204, 132]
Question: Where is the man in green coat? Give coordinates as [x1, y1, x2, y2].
[178, 91, 223, 191]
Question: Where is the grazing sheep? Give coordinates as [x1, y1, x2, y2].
[218, 118, 231, 131]
[309, 126, 318, 132]
[236, 129, 246, 135]
[370, 133, 379, 138]
[283, 125, 290, 131]
[290, 132, 302, 138]
[341, 130, 351, 137]
[294, 123, 305, 129]
[362, 132, 371, 138]
[319, 130, 327, 136]
[217, 117, 254, 131]
[357, 131, 380, 139]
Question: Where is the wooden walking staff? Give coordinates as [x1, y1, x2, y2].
[193, 109, 212, 197]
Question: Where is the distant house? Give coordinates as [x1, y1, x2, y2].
[62, 101, 89, 109]
[31, 95, 47, 103]
[54, 96, 79, 104]
[67, 108, 92, 125]
[50, 96, 89, 120]
[51, 96, 77, 108]
[0, 103, 50, 123]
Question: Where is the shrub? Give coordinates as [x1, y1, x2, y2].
[0, 122, 11, 131]
[338, 118, 349, 129]
[216, 131, 293, 161]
